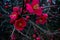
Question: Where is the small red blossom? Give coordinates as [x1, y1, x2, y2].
[4, 5, 9, 9]
[32, 34, 37, 38]
[31, 1, 42, 16]
[34, 7, 42, 16]
[9, 12, 19, 24]
[43, 13, 48, 18]
[13, 6, 19, 12]
[26, 15, 30, 19]
[31, 2, 39, 10]
[36, 14, 48, 25]
[26, 1, 43, 16]
[25, 16, 30, 22]
[14, 18, 27, 31]
[10, 12, 18, 20]
[26, 4, 34, 14]
[36, 37, 41, 40]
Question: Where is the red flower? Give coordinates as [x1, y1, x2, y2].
[36, 37, 41, 40]
[43, 13, 48, 18]
[31, 1, 39, 10]
[9, 12, 19, 24]
[32, 34, 37, 38]
[14, 18, 27, 31]
[13, 6, 21, 15]
[4, 5, 9, 9]
[36, 14, 48, 25]
[26, 15, 30, 19]
[26, 4, 34, 14]
[10, 12, 18, 20]
[25, 0, 43, 16]
[34, 7, 42, 16]
[13, 6, 19, 12]
[26, 3, 42, 16]
[25, 15, 30, 21]
[31, 1, 42, 16]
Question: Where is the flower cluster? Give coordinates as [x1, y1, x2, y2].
[9, 6, 27, 31]
[9, 0, 48, 31]
[0, 0, 60, 40]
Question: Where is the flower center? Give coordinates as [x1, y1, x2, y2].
[33, 4, 39, 10]
[19, 23, 22, 26]
[39, 19, 42, 22]
[13, 14, 16, 16]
